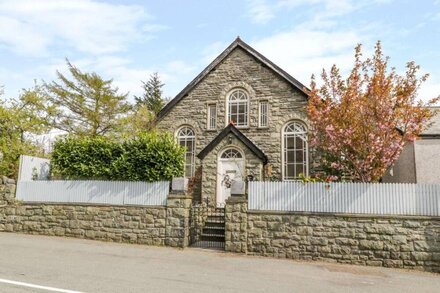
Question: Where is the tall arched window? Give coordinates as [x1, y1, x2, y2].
[282, 121, 308, 180]
[227, 89, 249, 127]
[177, 126, 196, 177]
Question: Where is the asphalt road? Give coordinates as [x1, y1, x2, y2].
[0, 233, 439, 293]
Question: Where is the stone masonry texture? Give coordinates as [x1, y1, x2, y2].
[3, 179, 439, 273]
[0, 181, 191, 248]
[225, 196, 440, 273]
[156, 47, 311, 202]
[225, 196, 248, 253]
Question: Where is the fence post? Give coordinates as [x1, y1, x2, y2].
[165, 191, 192, 248]
[225, 195, 248, 253]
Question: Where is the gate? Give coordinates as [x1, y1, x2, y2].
[190, 198, 225, 249]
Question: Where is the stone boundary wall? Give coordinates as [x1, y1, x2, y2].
[0, 180, 191, 248]
[225, 196, 440, 273]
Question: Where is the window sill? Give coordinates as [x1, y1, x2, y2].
[257, 126, 269, 130]
[206, 129, 217, 132]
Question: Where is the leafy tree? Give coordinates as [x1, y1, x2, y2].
[0, 84, 53, 177]
[122, 104, 155, 137]
[45, 60, 131, 138]
[308, 41, 439, 182]
[135, 72, 166, 115]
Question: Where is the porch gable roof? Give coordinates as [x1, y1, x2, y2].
[197, 123, 268, 164]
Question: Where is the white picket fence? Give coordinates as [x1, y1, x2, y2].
[16, 180, 170, 206]
[248, 181, 440, 216]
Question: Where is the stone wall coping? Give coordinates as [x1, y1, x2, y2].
[18, 202, 167, 209]
[247, 209, 440, 220]
[226, 196, 247, 203]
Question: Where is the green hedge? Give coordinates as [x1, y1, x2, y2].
[51, 132, 185, 181]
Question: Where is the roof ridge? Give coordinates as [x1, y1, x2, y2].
[156, 37, 309, 121]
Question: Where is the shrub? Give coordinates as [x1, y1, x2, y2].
[113, 132, 185, 181]
[51, 137, 122, 180]
[51, 132, 185, 181]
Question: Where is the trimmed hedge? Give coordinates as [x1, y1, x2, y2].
[51, 132, 185, 181]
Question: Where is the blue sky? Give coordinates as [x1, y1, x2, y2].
[0, 0, 439, 102]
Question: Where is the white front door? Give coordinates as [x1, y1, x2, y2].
[217, 148, 245, 206]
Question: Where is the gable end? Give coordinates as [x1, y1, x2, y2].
[156, 37, 309, 121]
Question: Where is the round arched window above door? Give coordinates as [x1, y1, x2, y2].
[220, 148, 243, 159]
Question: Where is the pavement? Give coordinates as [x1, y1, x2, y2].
[0, 233, 439, 293]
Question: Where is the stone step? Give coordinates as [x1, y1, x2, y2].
[203, 226, 225, 230]
[208, 212, 225, 217]
[201, 233, 225, 242]
[203, 227, 225, 236]
[206, 215, 225, 220]
[206, 217, 225, 223]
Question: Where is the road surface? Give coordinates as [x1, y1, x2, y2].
[0, 233, 439, 292]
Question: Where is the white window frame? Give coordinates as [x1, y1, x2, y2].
[220, 148, 243, 159]
[207, 103, 217, 130]
[258, 101, 269, 128]
[176, 126, 196, 178]
[281, 121, 309, 181]
[226, 89, 249, 128]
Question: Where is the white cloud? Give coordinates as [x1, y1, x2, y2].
[70, 56, 153, 97]
[36, 56, 200, 100]
[419, 78, 440, 103]
[246, 0, 390, 25]
[201, 41, 228, 64]
[252, 25, 439, 104]
[166, 60, 196, 77]
[245, 0, 396, 87]
[246, 0, 275, 24]
[253, 28, 364, 86]
[0, 0, 163, 56]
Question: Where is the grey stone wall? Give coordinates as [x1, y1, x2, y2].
[156, 47, 310, 200]
[225, 196, 248, 253]
[0, 181, 192, 248]
[225, 198, 440, 273]
[166, 192, 192, 247]
[0, 176, 15, 206]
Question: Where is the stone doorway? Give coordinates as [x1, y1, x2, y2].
[216, 147, 245, 206]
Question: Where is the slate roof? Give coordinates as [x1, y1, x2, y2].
[197, 123, 268, 164]
[156, 36, 309, 121]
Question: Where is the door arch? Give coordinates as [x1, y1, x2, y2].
[216, 147, 245, 206]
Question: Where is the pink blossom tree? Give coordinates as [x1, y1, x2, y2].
[308, 41, 439, 182]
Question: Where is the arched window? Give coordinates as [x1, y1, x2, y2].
[282, 121, 308, 180]
[220, 148, 243, 159]
[227, 89, 249, 127]
[177, 126, 196, 177]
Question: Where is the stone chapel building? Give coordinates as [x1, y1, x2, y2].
[156, 37, 311, 205]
